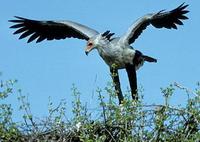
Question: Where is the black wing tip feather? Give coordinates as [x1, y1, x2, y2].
[9, 16, 26, 23]
[173, 3, 189, 26]
[175, 3, 189, 17]
[9, 16, 46, 43]
[178, 3, 189, 9]
[152, 3, 189, 29]
[127, 3, 189, 45]
[9, 16, 90, 43]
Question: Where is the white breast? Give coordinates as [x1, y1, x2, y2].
[98, 43, 138, 69]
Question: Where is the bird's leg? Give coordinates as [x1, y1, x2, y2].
[125, 64, 138, 101]
[110, 67, 124, 104]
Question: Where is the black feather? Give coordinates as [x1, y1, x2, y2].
[9, 16, 90, 43]
[102, 30, 115, 41]
[27, 33, 39, 43]
[102, 30, 110, 37]
[14, 27, 27, 34]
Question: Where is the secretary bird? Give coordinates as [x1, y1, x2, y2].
[9, 3, 189, 104]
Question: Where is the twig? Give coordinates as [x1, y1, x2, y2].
[174, 82, 198, 97]
[104, 127, 117, 142]
[97, 90, 107, 124]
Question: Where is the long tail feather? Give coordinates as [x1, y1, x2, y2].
[143, 55, 157, 62]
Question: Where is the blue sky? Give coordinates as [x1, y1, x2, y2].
[1, 0, 199, 121]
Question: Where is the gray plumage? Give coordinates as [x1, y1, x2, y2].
[9, 3, 189, 104]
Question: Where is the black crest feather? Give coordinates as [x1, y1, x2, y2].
[102, 30, 115, 41]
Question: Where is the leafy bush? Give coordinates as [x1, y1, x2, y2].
[0, 77, 22, 141]
[0, 74, 199, 142]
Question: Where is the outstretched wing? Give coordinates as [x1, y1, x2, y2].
[9, 16, 99, 43]
[120, 3, 189, 45]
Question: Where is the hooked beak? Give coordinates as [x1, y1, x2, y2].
[85, 51, 89, 56]
[85, 46, 94, 56]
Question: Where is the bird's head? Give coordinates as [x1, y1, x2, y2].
[85, 31, 114, 55]
[85, 39, 96, 56]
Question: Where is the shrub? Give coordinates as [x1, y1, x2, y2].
[0, 74, 199, 141]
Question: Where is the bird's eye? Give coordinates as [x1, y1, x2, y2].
[88, 42, 93, 46]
